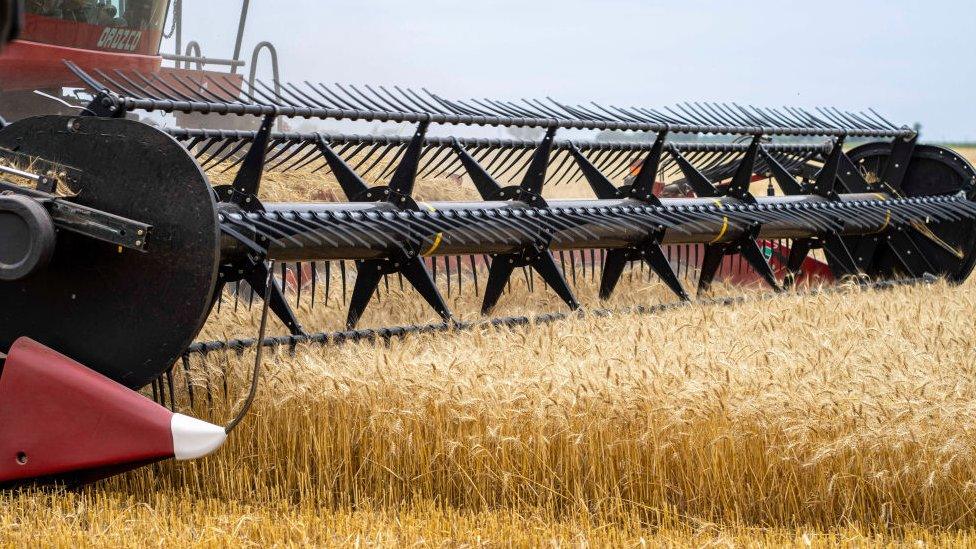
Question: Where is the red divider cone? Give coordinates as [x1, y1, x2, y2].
[0, 338, 225, 485]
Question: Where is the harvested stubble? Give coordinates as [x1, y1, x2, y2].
[4, 149, 976, 547]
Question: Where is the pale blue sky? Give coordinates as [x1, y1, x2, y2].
[165, 1, 976, 141]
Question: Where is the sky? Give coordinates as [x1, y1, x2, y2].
[163, 0, 976, 141]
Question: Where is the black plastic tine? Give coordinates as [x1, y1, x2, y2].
[503, 150, 538, 185]
[175, 74, 227, 104]
[140, 71, 195, 102]
[827, 107, 869, 130]
[588, 102, 635, 123]
[634, 106, 682, 125]
[825, 106, 865, 129]
[868, 108, 899, 130]
[527, 98, 566, 119]
[774, 106, 812, 129]
[479, 97, 526, 118]
[418, 145, 451, 177]
[377, 145, 409, 181]
[64, 60, 106, 91]
[589, 101, 625, 122]
[662, 105, 695, 125]
[566, 102, 611, 122]
[594, 148, 630, 176]
[753, 106, 796, 129]
[331, 82, 378, 111]
[374, 85, 418, 112]
[191, 137, 230, 170]
[372, 85, 417, 113]
[497, 99, 540, 118]
[402, 144, 439, 179]
[466, 97, 510, 117]
[178, 73, 237, 105]
[444, 256, 453, 297]
[547, 149, 577, 186]
[206, 138, 251, 172]
[249, 79, 290, 106]
[608, 105, 650, 124]
[772, 106, 807, 128]
[432, 95, 477, 116]
[552, 154, 586, 187]
[358, 84, 403, 113]
[122, 69, 175, 100]
[546, 97, 596, 121]
[266, 140, 314, 172]
[474, 144, 516, 176]
[845, 108, 885, 131]
[675, 103, 712, 125]
[422, 146, 460, 179]
[428, 91, 478, 116]
[305, 82, 351, 110]
[183, 136, 208, 159]
[349, 143, 386, 173]
[270, 80, 319, 109]
[281, 143, 327, 173]
[448, 98, 491, 117]
[815, 107, 847, 130]
[315, 82, 360, 110]
[787, 106, 824, 129]
[686, 102, 723, 126]
[95, 68, 147, 99]
[719, 103, 757, 127]
[493, 148, 533, 183]
[511, 99, 545, 118]
[389, 86, 437, 114]
[427, 88, 473, 116]
[397, 87, 444, 114]
[190, 136, 227, 169]
[791, 106, 825, 128]
[606, 152, 639, 182]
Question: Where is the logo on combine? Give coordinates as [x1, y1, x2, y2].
[97, 28, 143, 52]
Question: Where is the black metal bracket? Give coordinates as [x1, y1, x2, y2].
[0, 181, 151, 252]
[82, 91, 126, 118]
[210, 116, 307, 336]
[453, 127, 579, 314]
[761, 140, 861, 283]
[675, 137, 780, 294]
[317, 120, 451, 328]
[568, 136, 688, 301]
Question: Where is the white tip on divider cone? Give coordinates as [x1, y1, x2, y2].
[170, 414, 227, 461]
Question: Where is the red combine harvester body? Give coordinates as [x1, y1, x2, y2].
[0, 0, 256, 122]
[0, 3, 168, 92]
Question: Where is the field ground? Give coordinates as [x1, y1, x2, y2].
[2, 148, 976, 547]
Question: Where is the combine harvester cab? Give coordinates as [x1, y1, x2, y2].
[1, 53, 976, 484]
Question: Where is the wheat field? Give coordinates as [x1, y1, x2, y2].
[2, 148, 976, 547]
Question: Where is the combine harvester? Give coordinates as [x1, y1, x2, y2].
[2, 2, 976, 485]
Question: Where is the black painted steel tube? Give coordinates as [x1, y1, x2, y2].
[218, 193, 976, 263]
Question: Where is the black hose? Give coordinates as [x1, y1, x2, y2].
[224, 260, 274, 434]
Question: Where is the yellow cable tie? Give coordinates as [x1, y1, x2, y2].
[418, 202, 445, 257]
[709, 200, 729, 244]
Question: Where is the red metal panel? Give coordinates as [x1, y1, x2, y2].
[20, 13, 162, 56]
[0, 337, 175, 484]
[0, 39, 161, 91]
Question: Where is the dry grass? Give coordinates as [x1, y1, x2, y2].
[3, 148, 976, 547]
